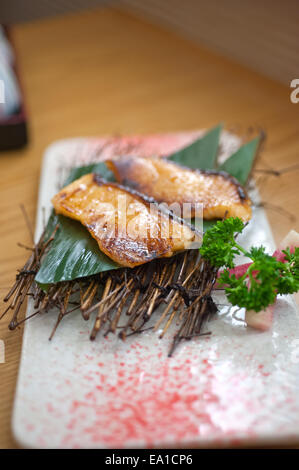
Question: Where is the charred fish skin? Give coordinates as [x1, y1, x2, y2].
[52, 174, 201, 268]
[106, 156, 252, 222]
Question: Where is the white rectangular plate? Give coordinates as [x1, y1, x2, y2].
[12, 133, 299, 448]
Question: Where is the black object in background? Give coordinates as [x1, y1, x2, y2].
[0, 25, 28, 151]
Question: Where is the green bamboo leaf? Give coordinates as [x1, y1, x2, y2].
[35, 214, 120, 285]
[190, 218, 219, 232]
[169, 124, 222, 169]
[219, 137, 259, 185]
[202, 219, 219, 232]
[64, 161, 115, 185]
[35, 163, 120, 286]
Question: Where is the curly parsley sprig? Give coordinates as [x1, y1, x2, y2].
[199, 217, 299, 312]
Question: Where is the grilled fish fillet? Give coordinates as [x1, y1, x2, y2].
[52, 174, 201, 268]
[107, 156, 252, 221]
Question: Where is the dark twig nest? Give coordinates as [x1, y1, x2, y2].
[2, 229, 218, 356]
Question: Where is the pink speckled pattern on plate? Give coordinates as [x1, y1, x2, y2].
[12, 132, 299, 448]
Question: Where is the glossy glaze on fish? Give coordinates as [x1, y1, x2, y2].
[107, 156, 252, 221]
[52, 174, 201, 268]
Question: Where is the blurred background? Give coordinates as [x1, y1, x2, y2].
[0, 0, 298, 449]
[1, 0, 298, 83]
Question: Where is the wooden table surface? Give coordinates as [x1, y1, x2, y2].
[0, 7, 298, 449]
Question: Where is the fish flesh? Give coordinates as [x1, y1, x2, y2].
[52, 173, 201, 268]
[106, 156, 252, 221]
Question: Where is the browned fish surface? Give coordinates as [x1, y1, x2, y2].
[52, 174, 201, 268]
[107, 156, 252, 221]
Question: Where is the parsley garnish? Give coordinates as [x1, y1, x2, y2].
[200, 218, 299, 312]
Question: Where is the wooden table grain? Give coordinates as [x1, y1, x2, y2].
[0, 7, 298, 449]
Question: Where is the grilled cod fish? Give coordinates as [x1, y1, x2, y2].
[107, 156, 252, 222]
[52, 174, 201, 268]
